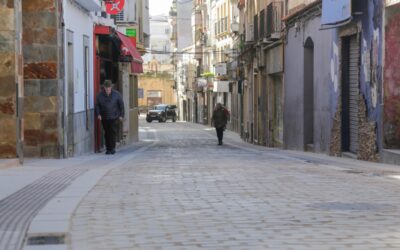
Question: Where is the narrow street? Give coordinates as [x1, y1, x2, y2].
[2, 118, 400, 250]
[43, 118, 400, 249]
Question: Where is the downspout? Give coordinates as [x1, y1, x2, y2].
[15, 0, 23, 164]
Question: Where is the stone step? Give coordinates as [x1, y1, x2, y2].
[0, 159, 19, 169]
[382, 149, 400, 166]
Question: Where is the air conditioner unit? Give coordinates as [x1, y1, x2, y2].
[262, 37, 272, 44]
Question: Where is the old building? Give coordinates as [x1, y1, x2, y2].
[283, 0, 332, 153]
[284, 0, 383, 162]
[382, 0, 400, 163]
[0, 0, 146, 160]
[170, 0, 193, 121]
[138, 71, 176, 108]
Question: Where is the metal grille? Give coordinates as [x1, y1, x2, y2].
[348, 35, 360, 154]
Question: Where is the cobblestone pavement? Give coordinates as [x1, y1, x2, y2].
[70, 120, 400, 250]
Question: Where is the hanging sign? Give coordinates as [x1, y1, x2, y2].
[105, 0, 125, 15]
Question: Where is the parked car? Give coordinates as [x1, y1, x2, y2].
[146, 104, 177, 123]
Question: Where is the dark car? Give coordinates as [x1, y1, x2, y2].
[146, 104, 177, 123]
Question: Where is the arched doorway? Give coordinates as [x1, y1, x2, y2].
[304, 37, 314, 150]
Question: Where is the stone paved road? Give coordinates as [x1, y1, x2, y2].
[70, 119, 400, 250]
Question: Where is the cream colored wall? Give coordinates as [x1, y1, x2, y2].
[288, 0, 318, 12]
[138, 76, 177, 107]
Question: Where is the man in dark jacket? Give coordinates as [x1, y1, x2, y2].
[211, 103, 230, 145]
[95, 80, 125, 154]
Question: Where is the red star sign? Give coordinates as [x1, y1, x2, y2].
[105, 0, 125, 15]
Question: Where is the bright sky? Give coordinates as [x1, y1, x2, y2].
[149, 0, 173, 16]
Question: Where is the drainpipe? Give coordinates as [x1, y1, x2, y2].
[15, 0, 24, 164]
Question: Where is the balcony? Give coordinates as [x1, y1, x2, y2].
[266, 1, 283, 41]
[245, 24, 254, 43]
[75, 0, 101, 11]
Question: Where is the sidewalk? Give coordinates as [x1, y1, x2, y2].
[0, 143, 149, 250]
[0, 159, 19, 170]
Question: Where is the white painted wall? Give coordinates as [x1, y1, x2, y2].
[64, 0, 95, 113]
[143, 16, 172, 63]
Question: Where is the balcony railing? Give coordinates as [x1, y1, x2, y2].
[215, 17, 230, 36]
[266, 1, 283, 40]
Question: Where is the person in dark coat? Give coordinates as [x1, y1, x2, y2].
[95, 80, 125, 154]
[211, 103, 230, 145]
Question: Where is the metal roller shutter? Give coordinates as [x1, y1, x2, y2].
[348, 36, 360, 154]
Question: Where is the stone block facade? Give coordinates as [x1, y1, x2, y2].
[0, 1, 18, 158]
[22, 0, 62, 158]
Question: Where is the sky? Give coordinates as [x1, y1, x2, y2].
[149, 0, 173, 16]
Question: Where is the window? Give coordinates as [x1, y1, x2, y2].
[115, 10, 125, 22]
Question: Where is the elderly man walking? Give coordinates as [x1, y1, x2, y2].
[95, 80, 125, 154]
[211, 103, 230, 145]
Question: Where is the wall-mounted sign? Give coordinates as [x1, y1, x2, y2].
[197, 78, 207, 87]
[321, 0, 352, 26]
[126, 28, 137, 38]
[105, 0, 125, 15]
[213, 81, 229, 93]
[126, 28, 137, 47]
[215, 63, 227, 75]
[138, 88, 144, 99]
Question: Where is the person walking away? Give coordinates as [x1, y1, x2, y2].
[95, 80, 125, 154]
[211, 103, 230, 145]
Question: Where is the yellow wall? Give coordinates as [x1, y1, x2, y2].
[138, 75, 177, 107]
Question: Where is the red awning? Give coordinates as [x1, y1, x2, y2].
[116, 31, 143, 74]
[94, 25, 111, 35]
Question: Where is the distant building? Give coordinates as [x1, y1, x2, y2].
[143, 15, 172, 65]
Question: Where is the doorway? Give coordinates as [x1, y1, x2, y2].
[272, 75, 283, 147]
[304, 37, 314, 150]
[341, 35, 360, 154]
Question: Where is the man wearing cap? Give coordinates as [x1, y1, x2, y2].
[95, 80, 125, 154]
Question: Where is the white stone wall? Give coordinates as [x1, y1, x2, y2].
[63, 0, 95, 113]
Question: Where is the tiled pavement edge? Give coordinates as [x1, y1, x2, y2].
[0, 141, 150, 250]
[21, 142, 154, 250]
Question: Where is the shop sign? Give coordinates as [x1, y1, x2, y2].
[215, 63, 227, 75]
[105, 0, 125, 15]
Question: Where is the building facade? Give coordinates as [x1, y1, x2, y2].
[0, 0, 23, 159]
[0, 0, 147, 160]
